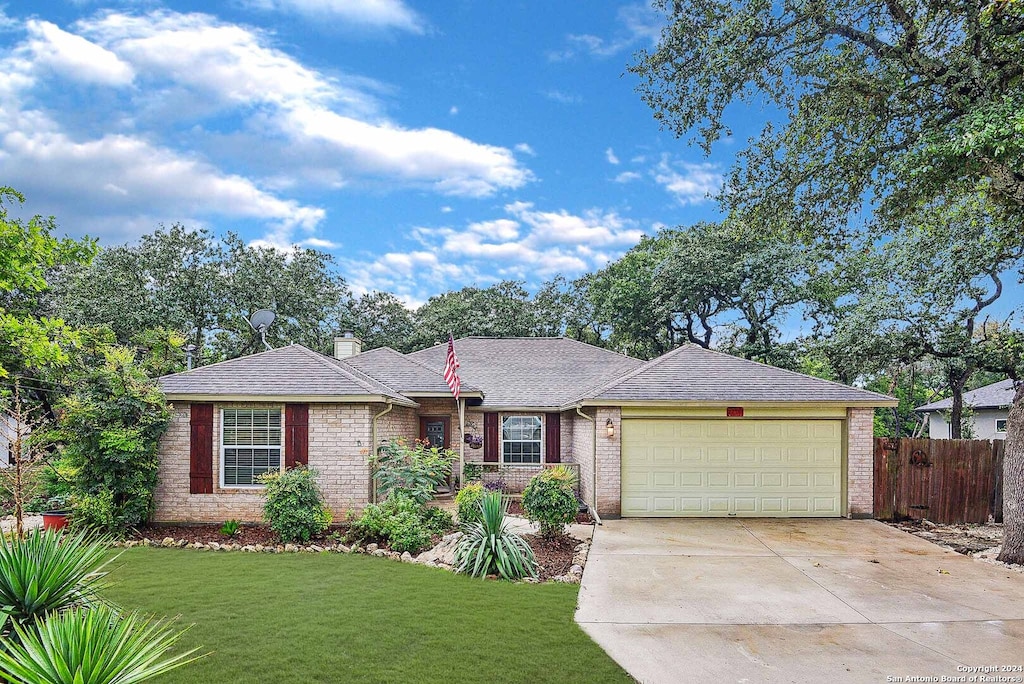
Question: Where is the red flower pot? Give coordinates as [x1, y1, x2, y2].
[42, 511, 69, 531]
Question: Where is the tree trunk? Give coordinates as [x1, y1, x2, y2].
[948, 369, 969, 439]
[997, 381, 1024, 565]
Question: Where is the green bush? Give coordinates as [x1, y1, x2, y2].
[70, 490, 116, 534]
[220, 520, 241, 537]
[0, 604, 204, 684]
[349, 495, 452, 554]
[521, 466, 580, 538]
[453, 492, 536, 580]
[371, 439, 456, 505]
[455, 483, 484, 526]
[462, 462, 483, 483]
[258, 466, 332, 543]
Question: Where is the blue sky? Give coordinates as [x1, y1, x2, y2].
[0, 0, 763, 305]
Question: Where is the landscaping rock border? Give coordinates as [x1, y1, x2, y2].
[111, 531, 595, 583]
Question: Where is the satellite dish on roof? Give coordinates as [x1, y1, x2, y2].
[247, 309, 276, 351]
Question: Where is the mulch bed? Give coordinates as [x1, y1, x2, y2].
[523, 533, 578, 581]
[129, 524, 348, 547]
[506, 500, 593, 525]
[887, 519, 1003, 555]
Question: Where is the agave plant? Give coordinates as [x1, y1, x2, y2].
[0, 604, 204, 684]
[453, 491, 537, 581]
[0, 528, 113, 628]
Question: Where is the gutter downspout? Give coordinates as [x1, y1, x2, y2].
[370, 402, 394, 504]
[576, 404, 602, 525]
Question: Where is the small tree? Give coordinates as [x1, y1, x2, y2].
[259, 466, 332, 543]
[371, 439, 456, 505]
[521, 466, 580, 539]
[0, 381, 51, 537]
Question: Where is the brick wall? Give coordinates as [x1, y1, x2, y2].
[595, 407, 622, 516]
[154, 401, 384, 523]
[847, 407, 875, 518]
[571, 409, 596, 510]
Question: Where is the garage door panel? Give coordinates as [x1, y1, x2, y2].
[621, 419, 843, 518]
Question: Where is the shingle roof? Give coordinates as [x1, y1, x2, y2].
[340, 347, 482, 395]
[579, 344, 895, 405]
[158, 344, 415, 405]
[408, 337, 644, 409]
[915, 379, 1015, 411]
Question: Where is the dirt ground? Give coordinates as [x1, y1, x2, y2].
[887, 519, 1022, 572]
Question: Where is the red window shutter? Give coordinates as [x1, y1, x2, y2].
[545, 412, 561, 463]
[285, 404, 309, 468]
[483, 412, 499, 463]
[189, 404, 214, 494]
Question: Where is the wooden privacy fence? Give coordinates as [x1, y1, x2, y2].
[874, 437, 1005, 524]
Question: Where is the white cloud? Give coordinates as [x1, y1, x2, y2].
[449, 105, 458, 115]
[652, 155, 722, 205]
[25, 20, 134, 86]
[548, 3, 664, 61]
[544, 89, 582, 104]
[245, 0, 425, 33]
[613, 171, 641, 183]
[605, 147, 619, 165]
[514, 142, 536, 156]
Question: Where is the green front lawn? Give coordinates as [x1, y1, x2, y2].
[103, 549, 630, 684]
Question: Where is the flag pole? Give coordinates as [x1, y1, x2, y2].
[458, 397, 465, 486]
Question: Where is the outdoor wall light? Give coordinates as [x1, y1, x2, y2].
[606, 419, 615, 439]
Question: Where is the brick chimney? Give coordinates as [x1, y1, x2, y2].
[333, 331, 362, 359]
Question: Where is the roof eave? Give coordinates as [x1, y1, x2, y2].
[401, 391, 484, 399]
[564, 398, 898, 410]
[162, 393, 419, 407]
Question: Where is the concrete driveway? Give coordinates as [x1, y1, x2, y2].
[576, 519, 1024, 683]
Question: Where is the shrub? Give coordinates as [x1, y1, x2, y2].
[521, 466, 579, 538]
[349, 494, 443, 554]
[0, 528, 112, 630]
[371, 439, 455, 505]
[421, 506, 455, 536]
[258, 466, 332, 543]
[0, 604, 204, 684]
[455, 483, 484, 526]
[70, 490, 116, 534]
[462, 462, 483, 483]
[454, 492, 536, 581]
[220, 520, 241, 537]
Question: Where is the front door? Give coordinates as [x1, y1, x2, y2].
[419, 416, 450, 449]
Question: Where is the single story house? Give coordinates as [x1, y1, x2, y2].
[914, 379, 1014, 440]
[155, 336, 895, 523]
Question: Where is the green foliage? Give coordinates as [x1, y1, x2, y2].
[0, 529, 112, 630]
[220, 520, 241, 538]
[409, 280, 538, 350]
[461, 462, 483, 483]
[349, 494, 452, 554]
[71, 490, 116, 534]
[521, 466, 580, 539]
[455, 483, 485, 526]
[0, 604, 203, 684]
[55, 340, 171, 533]
[453, 492, 537, 581]
[371, 439, 455, 506]
[258, 466, 332, 543]
[347, 291, 416, 353]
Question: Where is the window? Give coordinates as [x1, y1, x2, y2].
[996, 419, 1007, 433]
[222, 408, 282, 487]
[501, 415, 542, 464]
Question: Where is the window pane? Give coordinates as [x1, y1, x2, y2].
[501, 415, 542, 464]
[222, 409, 281, 486]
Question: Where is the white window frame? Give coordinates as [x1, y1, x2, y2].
[220, 407, 284, 489]
[996, 419, 1007, 434]
[500, 413, 544, 466]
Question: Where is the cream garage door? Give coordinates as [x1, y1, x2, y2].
[620, 419, 843, 517]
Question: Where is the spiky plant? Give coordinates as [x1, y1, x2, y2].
[0, 528, 113, 629]
[0, 604, 203, 684]
[453, 491, 537, 581]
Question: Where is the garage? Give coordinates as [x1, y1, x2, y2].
[620, 418, 844, 517]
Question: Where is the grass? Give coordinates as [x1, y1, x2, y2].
[102, 548, 631, 684]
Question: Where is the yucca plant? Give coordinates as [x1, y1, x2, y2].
[0, 604, 204, 684]
[0, 528, 113, 629]
[453, 491, 537, 581]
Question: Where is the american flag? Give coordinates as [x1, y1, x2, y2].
[444, 333, 461, 401]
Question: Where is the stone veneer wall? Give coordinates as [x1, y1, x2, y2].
[846, 407, 875, 518]
[594, 407, 622, 517]
[154, 401, 387, 523]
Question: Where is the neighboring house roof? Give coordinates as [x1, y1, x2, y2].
[340, 347, 483, 397]
[408, 337, 644, 409]
[914, 379, 1015, 412]
[576, 344, 896, 407]
[158, 344, 416, 406]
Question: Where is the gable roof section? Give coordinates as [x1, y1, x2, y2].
[408, 337, 644, 409]
[915, 379, 1015, 412]
[340, 347, 482, 396]
[578, 344, 896, 407]
[158, 344, 415, 405]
